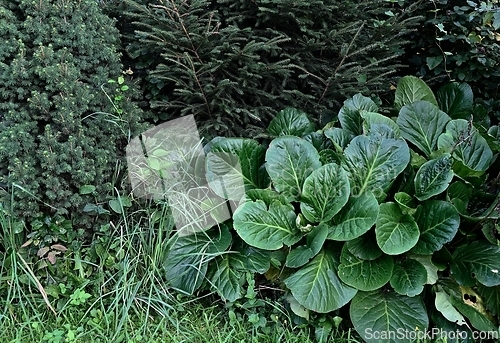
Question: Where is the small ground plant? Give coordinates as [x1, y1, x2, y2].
[162, 76, 500, 342]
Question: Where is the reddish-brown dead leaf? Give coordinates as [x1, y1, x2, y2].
[51, 244, 68, 252]
[37, 246, 50, 258]
[47, 251, 57, 265]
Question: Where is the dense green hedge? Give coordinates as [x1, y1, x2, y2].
[0, 0, 144, 226]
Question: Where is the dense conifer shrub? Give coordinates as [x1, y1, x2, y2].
[121, 0, 423, 137]
[0, 0, 144, 225]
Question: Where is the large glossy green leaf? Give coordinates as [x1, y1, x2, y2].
[448, 181, 470, 203]
[414, 154, 454, 201]
[451, 298, 497, 332]
[165, 226, 232, 294]
[447, 181, 471, 216]
[345, 232, 383, 261]
[243, 189, 288, 207]
[286, 295, 310, 320]
[206, 138, 268, 200]
[343, 135, 410, 201]
[265, 136, 321, 201]
[446, 285, 498, 332]
[394, 75, 437, 111]
[300, 163, 350, 223]
[324, 128, 354, 152]
[451, 161, 490, 180]
[487, 125, 500, 151]
[394, 192, 417, 215]
[350, 290, 429, 343]
[390, 259, 427, 297]
[361, 110, 400, 137]
[233, 200, 301, 250]
[286, 224, 329, 268]
[267, 108, 315, 137]
[319, 149, 341, 165]
[327, 193, 379, 241]
[410, 255, 439, 285]
[411, 201, 460, 255]
[233, 240, 271, 274]
[375, 202, 419, 255]
[397, 100, 450, 156]
[303, 131, 333, 152]
[438, 119, 494, 172]
[435, 290, 468, 327]
[284, 249, 357, 313]
[482, 221, 500, 245]
[338, 93, 379, 136]
[436, 82, 473, 119]
[367, 124, 398, 140]
[338, 245, 394, 291]
[209, 253, 246, 302]
[450, 241, 500, 287]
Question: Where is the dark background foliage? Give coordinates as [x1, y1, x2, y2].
[105, 0, 424, 138]
[402, 0, 500, 101]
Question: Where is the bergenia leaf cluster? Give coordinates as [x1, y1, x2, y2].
[165, 76, 500, 343]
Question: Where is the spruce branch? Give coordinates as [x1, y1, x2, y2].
[151, 1, 203, 62]
[318, 21, 366, 104]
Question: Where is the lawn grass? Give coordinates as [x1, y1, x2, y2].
[0, 197, 449, 343]
[0, 302, 342, 343]
[0, 196, 364, 343]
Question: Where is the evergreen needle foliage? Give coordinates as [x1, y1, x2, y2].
[121, 0, 423, 138]
[0, 0, 143, 226]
